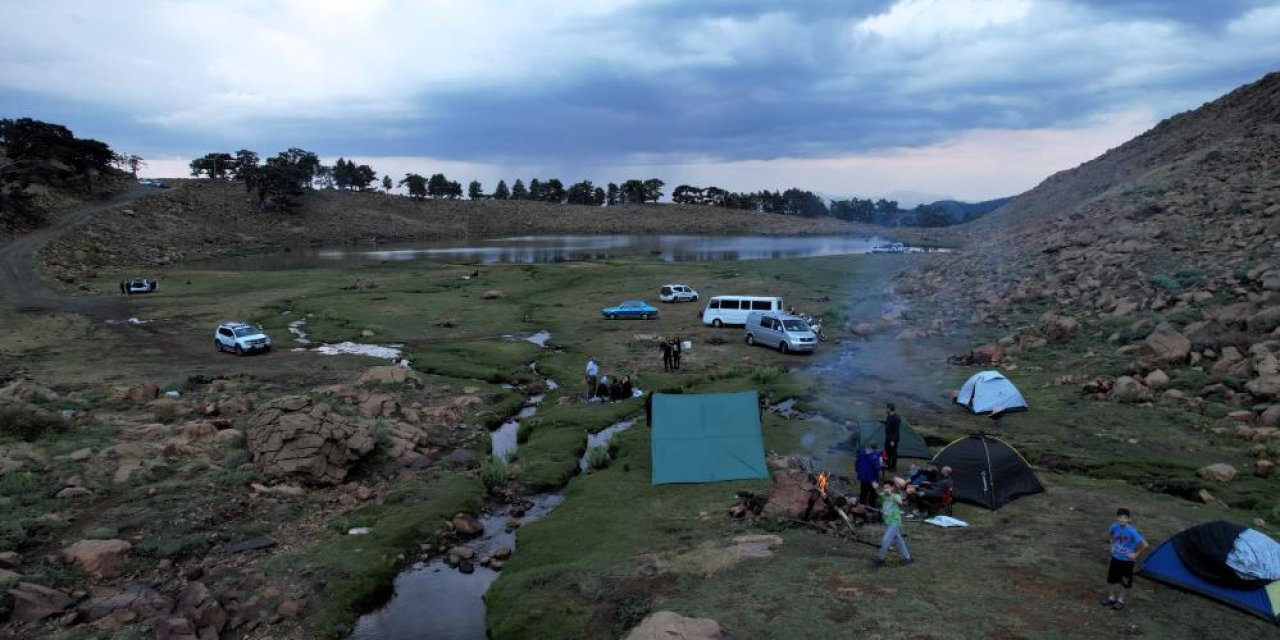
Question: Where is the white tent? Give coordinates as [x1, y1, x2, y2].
[956, 370, 1028, 415]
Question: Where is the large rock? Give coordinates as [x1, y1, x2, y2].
[452, 513, 484, 536]
[1197, 463, 1238, 483]
[175, 581, 227, 634]
[1261, 405, 1280, 427]
[970, 344, 1004, 365]
[1246, 375, 1280, 400]
[1144, 369, 1170, 391]
[357, 366, 424, 388]
[1145, 323, 1191, 363]
[8, 581, 74, 622]
[1111, 376, 1152, 403]
[1257, 459, 1275, 478]
[244, 396, 376, 485]
[1041, 312, 1080, 341]
[77, 582, 172, 621]
[62, 539, 132, 578]
[625, 611, 724, 640]
[762, 471, 826, 520]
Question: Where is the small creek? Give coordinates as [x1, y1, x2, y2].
[351, 335, 641, 639]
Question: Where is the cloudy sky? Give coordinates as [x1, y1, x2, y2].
[3, 0, 1278, 203]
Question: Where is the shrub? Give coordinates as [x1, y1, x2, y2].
[480, 456, 510, 493]
[1169, 368, 1209, 392]
[152, 402, 179, 424]
[750, 365, 782, 385]
[0, 405, 67, 442]
[586, 446, 611, 471]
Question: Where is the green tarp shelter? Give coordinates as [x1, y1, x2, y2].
[650, 391, 768, 485]
[838, 419, 932, 459]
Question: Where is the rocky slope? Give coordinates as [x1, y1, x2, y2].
[897, 71, 1280, 425]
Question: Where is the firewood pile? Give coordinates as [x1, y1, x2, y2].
[728, 456, 875, 536]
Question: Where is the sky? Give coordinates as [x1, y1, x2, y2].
[3, 0, 1279, 204]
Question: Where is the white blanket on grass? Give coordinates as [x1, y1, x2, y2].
[924, 515, 969, 528]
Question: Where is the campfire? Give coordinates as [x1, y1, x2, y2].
[729, 456, 874, 539]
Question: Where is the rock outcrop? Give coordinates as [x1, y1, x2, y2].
[245, 396, 375, 485]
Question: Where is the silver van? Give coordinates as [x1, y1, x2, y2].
[744, 312, 817, 353]
[701, 295, 784, 327]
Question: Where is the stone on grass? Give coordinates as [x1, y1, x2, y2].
[1144, 370, 1170, 391]
[1256, 459, 1275, 478]
[8, 581, 74, 622]
[625, 611, 724, 640]
[62, 539, 132, 578]
[1144, 323, 1191, 363]
[1197, 463, 1238, 483]
[244, 396, 375, 485]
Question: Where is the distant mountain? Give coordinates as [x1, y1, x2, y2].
[925, 197, 1013, 223]
[882, 190, 953, 208]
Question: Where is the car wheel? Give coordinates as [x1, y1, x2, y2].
[235, 345, 244, 357]
[215, 340, 223, 353]
[712, 319, 723, 328]
[642, 313, 650, 320]
[779, 342, 789, 354]
[746, 334, 755, 345]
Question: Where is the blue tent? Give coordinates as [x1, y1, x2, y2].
[1139, 523, 1280, 623]
[650, 391, 768, 485]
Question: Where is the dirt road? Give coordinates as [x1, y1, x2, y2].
[0, 184, 154, 317]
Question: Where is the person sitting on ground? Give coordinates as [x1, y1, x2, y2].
[619, 375, 634, 399]
[608, 377, 625, 401]
[594, 374, 610, 400]
[910, 466, 954, 517]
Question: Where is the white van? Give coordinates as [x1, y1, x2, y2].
[745, 312, 817, 353]
[701, 295, 784, 327]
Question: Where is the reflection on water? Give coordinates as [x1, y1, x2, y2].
[185, 234, 941, 270]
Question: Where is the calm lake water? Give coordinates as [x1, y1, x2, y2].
[186, 234, 936, 270]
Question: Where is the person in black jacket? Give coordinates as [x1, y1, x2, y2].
[883, 403, 901, 472]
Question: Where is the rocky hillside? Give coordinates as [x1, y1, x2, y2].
[898, 71, 1280, 424]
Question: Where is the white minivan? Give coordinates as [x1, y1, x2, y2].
[701, 295, 784, 327]
[744, 312, 817, 353]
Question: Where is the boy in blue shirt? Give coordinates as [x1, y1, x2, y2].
[1103, 507, 1149, 610]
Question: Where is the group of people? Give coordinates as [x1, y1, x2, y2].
[852, 402, 955, 567]
[583, 358, 635, 401]
[659, 337, 683, 371]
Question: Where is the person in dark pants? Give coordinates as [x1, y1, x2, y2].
[660, 340, 673, 371]
[119, 281, 127, 295]
[672, 337, 682, 370]
[1103, 507, 1149, 610]
[883, 402, 902, 472]
[855, 440, 882, 509]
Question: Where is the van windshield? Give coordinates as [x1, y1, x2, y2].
[782, 319, 810, 332]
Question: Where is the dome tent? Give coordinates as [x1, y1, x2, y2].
[931, 433, 1043, 510]
[1140, 521, 1280, 623]
[955, 370, 1028, 415]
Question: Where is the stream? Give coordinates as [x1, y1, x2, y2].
[350, 335, 639, 639]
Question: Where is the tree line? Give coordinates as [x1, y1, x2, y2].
[190, 145, 998, 225]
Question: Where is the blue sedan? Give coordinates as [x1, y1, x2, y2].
[601, 300, 659, 320]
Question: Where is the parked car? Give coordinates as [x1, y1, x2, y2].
[137, 179, 169, 188]
[126, 277, 158, 294]
[744, 311, 817, 353]
[701, 295, 784, 327]
[601, 300, 658, 320]
[215, 321, 272, 355]
[659, 284, 699, 303]
[870, 241, 909, 253]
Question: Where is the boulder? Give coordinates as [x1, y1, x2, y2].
[62, 539, 132, 578]
[1256, 459, 1275, 478]
[125, 384, 160, 402]
[1041, 312, 1080, 341]
[244, 396, 376, 485]
[0, 551, 20, 568]
[8, 581, 74, 622]
[216, 394, 254, 415]
[970, 344, 1004, 365]
[1228, 410, 1256, 423]
[1246, 375, 1280, 400]
[1211, 347, 1250, 378]
[625, 611, 724, 640]
[77, 582, 171, 621]
[357, 366, 424, 388]
[482, 289, 505, 300]
[1261, 405, 1280, 427]
[1144, 323, 1191, 363]
[452, 513, 484, 536]
[851, 322, 876, 337]
[1144, 369, 1170, 391]
[762, 471, 826, 520]
[1197, 463, 1238, 483]
[1111, 376, 1152, 403]
[359, 392, 399, 418]
[175, 581, 227, 634]
[155, 616, 196, 640]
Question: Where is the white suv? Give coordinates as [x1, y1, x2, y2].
[659, 284, 699, 303]
[215, 322, 272, 356]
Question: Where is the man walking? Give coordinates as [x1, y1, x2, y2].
[874, 482, 913, 567]
[883, 403, 902, 472]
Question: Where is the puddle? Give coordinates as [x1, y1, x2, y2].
[578, 418, 637, 472]
[502, 330, 553, 347]
[349, 494, 565, 640]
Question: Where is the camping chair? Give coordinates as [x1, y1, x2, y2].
[918, 485, 955, 517]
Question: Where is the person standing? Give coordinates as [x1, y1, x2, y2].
[883, 403, 902, 472]
[874, 482, 913, 567]
[855, 440, 882, 509]
[672, 337, 683, 370]
[119, 281, 127, 295]
[1102, 507, 1149, 610]
[585, 358, 599, 397]
[660, 340, 673, 372]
